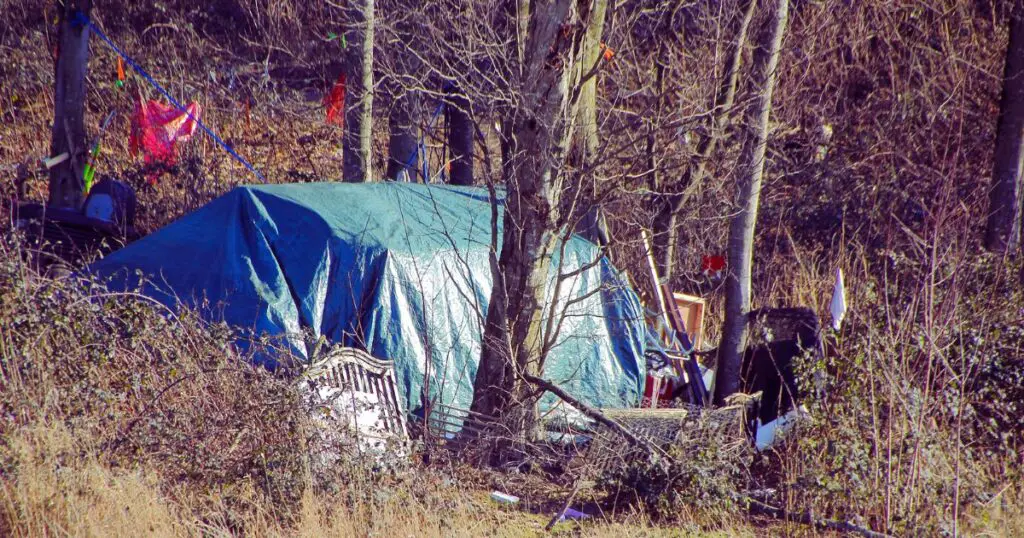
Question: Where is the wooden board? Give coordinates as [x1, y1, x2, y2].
[671, 292, 706, 350]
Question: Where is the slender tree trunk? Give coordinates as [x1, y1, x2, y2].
[470, 0, 578, 434]
[343, 0, 375, 183]
[985, 0, 1024, 253]
[446, 84, 475, 186]
[652, 0, 757, 280]
[714, 0, 789, 406]
[647, 46, 669, 279]
[575, 0, 609, 247]
[645, 60, 665, 195]
[48, 0, 91, 210]
[578, 0, 607, 163]
[387, 92, 419, 181]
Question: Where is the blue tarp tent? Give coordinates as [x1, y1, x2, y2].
[88, 183, 647, 417]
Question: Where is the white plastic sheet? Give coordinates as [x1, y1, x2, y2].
[830, 268, 847, 330]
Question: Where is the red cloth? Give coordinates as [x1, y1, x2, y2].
[642, 374, 677, 408]
[324, 73, 346, 126]
[129, 96, 200, 183]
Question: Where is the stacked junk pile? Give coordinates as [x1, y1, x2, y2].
[627, 240, 819, 452]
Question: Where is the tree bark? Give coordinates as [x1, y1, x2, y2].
[652, 0, 757, 280]
[446, 84, 475, 186]
[387, 91, 419, 181]
[985, 0, 1024, 253]
[343, 0, 375, 183]
[577, 0, 607, 163]
[48, 0, 91, 210]
[575, 0, 610, 247]
[714, 0, 788, 406]
[470, 0, 579, 433]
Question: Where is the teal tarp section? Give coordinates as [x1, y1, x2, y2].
[88, 183, 646, 416]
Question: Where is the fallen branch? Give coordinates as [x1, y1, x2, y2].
[744, 496, 894, 538]
[521, 372, 672, 465]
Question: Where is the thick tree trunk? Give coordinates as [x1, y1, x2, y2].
[343, 0, 375, 183]
[714, 0, 788, 406]
[652, 0, 757, 280]
[985, 0, 1024, 253]
[48, 0, 91, 210]
[387, 92, 419, 181]
[445, 84, 474, 186]
[470, 0, 578, 433]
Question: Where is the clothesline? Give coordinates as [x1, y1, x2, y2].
[73, 12, 267, 183]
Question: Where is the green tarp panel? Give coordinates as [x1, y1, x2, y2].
[88, 183, 647, 420]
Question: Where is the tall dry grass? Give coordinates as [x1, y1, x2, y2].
[0, 418, 752, 537]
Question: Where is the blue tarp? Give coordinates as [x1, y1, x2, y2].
[88, 183, 647, 417]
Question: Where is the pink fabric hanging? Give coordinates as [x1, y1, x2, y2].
[129, 95, 201, 182]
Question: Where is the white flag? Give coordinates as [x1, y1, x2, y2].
[830, 268, 847, 330]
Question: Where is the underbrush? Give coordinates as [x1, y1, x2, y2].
[0, 235, 758, 536]
[750, 229, 1024, 535]
[595, 408, 752, 523]
[0, 234, 311, 529]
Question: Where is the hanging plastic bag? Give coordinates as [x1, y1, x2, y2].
[830, 268, 847, 330]
[129, 94, 201, 183]
[701, 255, 726, 280]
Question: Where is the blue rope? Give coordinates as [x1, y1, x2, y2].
[78, 14, 267, 183]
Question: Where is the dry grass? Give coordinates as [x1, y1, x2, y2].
[1, 425, 186, 537]
[0, 422, 759, 537]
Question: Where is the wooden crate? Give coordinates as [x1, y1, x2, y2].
[671, 292, 706, 350]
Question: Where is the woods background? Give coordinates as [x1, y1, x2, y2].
[1, 0, 1023, 536]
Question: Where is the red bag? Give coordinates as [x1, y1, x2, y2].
[701, 255, 726, 279]
[129, 95, 201, 182]
[324, 73, 346, 126]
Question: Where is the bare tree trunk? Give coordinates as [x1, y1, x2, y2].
[577, 0, 606, 161]
[387, 92, 419, 181]
[714, 0, 789, 406]
[48, 0, 91, 210]
[470, 0, 579, 433]
[575, 0, 609, 247]
[446, 84, 475, 186]
[343, 0, 375, 183]
[653, 0, 757, 280]
[985, 0, 1024, 253]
